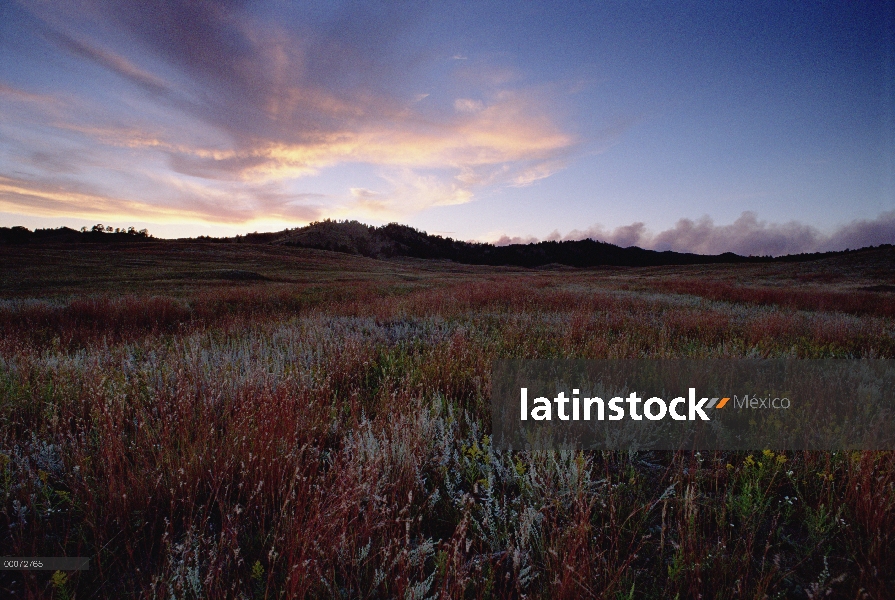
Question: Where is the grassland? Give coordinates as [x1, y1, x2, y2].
[1, 242, 894, 598]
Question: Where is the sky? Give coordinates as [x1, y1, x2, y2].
[0, 0, 893, 255]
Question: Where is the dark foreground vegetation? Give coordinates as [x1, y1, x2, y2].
[0, 241, 894, 598]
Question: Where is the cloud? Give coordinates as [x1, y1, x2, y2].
[4, 0, 578, 223]
[0, 174, 198, 221]
[27, 151, 84, 175]
[647, 214, 819, 256]
[493, 233, 539, 245]
[0, 172, 322, 225]
[0, 84, 63, 106]
[454, 98, 484, 113]
[493, 211, 895, 256]
[50, 33, 171, 95]
[348, 169, 474, 219]
[823, 213, 895, 251]
[511, 159, 568, 187]
[349, 187, 390, 214]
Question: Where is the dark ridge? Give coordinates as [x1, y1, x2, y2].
[266, 219, 753, 267]
[265, 220, 893, 268]
[4, 221, 892, 268]
[0, 225, 155, 244]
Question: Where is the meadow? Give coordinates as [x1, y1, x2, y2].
[1, 242, 894, 598]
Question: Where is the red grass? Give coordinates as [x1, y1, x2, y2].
[1, 276, 894, 597]
[654, 280, 895, 317]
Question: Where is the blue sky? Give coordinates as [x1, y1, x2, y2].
[0, 0, 892, 254]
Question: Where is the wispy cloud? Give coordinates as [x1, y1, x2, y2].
[0, 84, 63, 107]
[454, 98, 484, 113]
[50, 33, 171, 95]
[0, 170, 322, 225]
[511, 159, 568, 187]
[0, 174, 198, 221]
[2, 0, 577, 224]
[493, 211, 895, 256]
[348, 169, 473, 219]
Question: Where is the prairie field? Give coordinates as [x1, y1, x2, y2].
[1, 243, 894, 599]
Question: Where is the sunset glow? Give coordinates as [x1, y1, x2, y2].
[1, 1, 892, 252]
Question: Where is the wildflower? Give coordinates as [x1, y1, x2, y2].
[51, 571, 68, 596]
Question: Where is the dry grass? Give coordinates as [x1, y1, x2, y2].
[0, 244, 893, 598]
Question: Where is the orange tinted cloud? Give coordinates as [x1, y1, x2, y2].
[162, 90, 575, 182]
[0, 174, 321, 224]
[0, 175, 203, 222]
[2, 1, 579, 226]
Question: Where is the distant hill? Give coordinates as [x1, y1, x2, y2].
[266, 220, 892, 268]
[265, 220, 757, 267]
[0, 225, 154, 244]
[3, 220, 891, 268]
